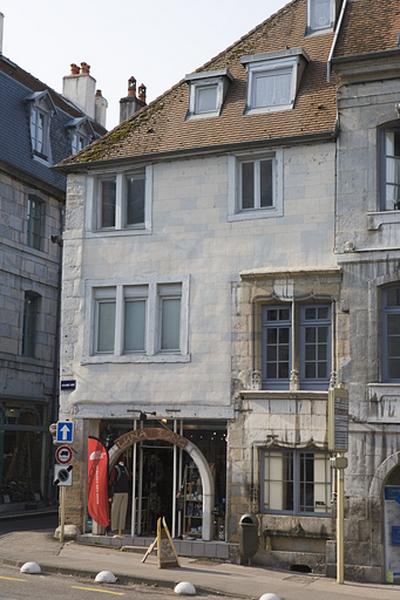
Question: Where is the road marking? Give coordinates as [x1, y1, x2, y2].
[71, 586, 125, 596]
[0, 575, 26, 582]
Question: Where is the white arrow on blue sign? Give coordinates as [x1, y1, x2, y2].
[56, 421, 74, 444]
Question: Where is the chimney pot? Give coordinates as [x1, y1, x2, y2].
[96, 89, 103, 97]
[138, 83, 147, 104]
[70, 63, 80, 75]
[80, 62, 91, 75]
[128, 76, 137, 97]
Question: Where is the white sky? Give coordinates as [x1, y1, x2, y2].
[1, 0, 288, 129]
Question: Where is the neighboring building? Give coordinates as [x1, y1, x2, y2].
[59, 0, 342, 566]
[330, 0, 400, 583]
[0, 11, 107, 515]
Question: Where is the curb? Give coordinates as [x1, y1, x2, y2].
[0, 557, 252, 599]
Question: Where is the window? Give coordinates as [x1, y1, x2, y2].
[27, 90, 55, 163]
[228, 151, 283, 221]
[262, 303, 331, 390]
[27, 195, 45, 251]
[241, 49, 309, 115]
[382, 285, 400, 382]
[261, 449, 332, 515]
[90, 167, 152, 233]
[71, 131, 89, 155]
[22, 291, 41, 358]
[380, 128, 400, 211]
[307, 0, 334, 32]
[88, 279, 189, 362]
[185, 69, 233, 119]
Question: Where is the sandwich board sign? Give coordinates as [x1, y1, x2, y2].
[142, 516, 180, 569]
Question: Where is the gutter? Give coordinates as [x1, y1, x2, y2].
[327, 0, 348, 82]
[55, 130, 337, 174]
[332, 48, 400, 66]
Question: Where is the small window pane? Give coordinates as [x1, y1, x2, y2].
[195, 85, 218, 114]
[305, 363, 316, 378]
[318, 327, 328, 343]
[309, 0, 332, 30]
[241, 162, 255, 209]
[267, 309, 277, 321]
[267, 363, 277, 378]
[389, 359, 400, 379]
[267, 345, 278, 361]
[305, 327, 316, 343]
[278, 363, 289, 378]
[279, 308, 290, 321]
[306, 346, 316, 361]
[253, 69, 292, 108]
[318, 307, 329, 319]
[100, 180, 116, 228]
[305, 308, 316, 320]
[124, 300, 146, 352]
[267, 329, 277, 344]
[388, 314, 400, 335]
[126, 174, 145, 226]
[27, 196, 44, 251]
[279, 345, 289, 361]
[317, 363, 327, 378]
[260, 160, 273, 207]
[161, 298, 181, 351]
[386, 287, 400, 307]
[97, 302, 116, 352]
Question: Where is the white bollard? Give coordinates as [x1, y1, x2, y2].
[94, 571, 117, 584]
[20, 562, 41, 574]
[259, 594, 281, 600]
[174, 581, 197, 595]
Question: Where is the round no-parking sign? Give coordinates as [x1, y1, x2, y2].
[55, 444, 73, 465]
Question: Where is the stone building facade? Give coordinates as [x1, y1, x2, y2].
[58, 0, 400, 583]
[0, 15, 107, 515]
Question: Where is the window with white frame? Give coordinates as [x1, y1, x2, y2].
[307, 0, 335, 33]
[194, 84, 218, 115]
[242, 49, 309, 114]
[89, 279, 188, 361]
[90, 167, 152, 233]
[262, 303, 332, 390]
[228, 150, 283, 220]
[380, 127, 400, 211]
[71, 131, 89, 155]
[30, 107, 49, 157]
[185, 69, 233, 119]
[261, 448, 332, 515]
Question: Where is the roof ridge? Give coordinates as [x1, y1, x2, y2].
[62, 0, 301, 166]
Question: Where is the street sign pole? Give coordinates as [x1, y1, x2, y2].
[336, 452, 345, 585]
[60, 486, 66, 545]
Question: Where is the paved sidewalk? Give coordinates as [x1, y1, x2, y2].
[0, 531, 400, 599]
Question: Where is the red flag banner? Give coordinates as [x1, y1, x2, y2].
[87, 437, 109, 527]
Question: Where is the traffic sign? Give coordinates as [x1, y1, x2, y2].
[54, 464, 73, 486]
[56, 421, 74, 444]
[55, 445, 73, 465]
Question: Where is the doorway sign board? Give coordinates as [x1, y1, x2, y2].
[56, 421, 74, 445]
[157, 517, 180, 569]
[327, 386, 349, 453]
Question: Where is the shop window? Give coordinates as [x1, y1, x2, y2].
[379, 127, 400, 211]
[21, 291, 41, 358]
[90, 167, 152, 234]
[27, 195, 45, 251]
[261, 303, 331, 390]
[260, 448, 331, 515]
[381, 284, 400, 382]
[89, 279, 189, 362]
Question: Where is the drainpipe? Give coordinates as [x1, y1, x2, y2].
[327, 0, 349, 82]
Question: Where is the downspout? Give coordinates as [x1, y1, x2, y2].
[327, 0, 349, 82]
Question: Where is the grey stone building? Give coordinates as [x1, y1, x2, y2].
[0, 13, 107, 515]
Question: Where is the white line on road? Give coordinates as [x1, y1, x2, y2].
[71, 586, 125, 596]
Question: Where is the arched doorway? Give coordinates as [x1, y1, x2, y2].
[383, 463, 400, 584]
[108, 427, 215, 541]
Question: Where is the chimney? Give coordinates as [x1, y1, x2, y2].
[119, 76, 146, 123]
[95, 89, 108, 128]
[62, 61, 97, 119]
[0, 13, 4, 55]
[138, 84, 147, 104]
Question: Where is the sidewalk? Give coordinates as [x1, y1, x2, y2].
[0, 530, 400, 600]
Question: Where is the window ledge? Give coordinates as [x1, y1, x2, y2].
[241, 389, 328, 400]
[245, 104, 293, 116]
[81, 353, 191, 365]
[367, 210, 400, 231]
[228, 207, 283, 222]
[86, 228, 152, 239]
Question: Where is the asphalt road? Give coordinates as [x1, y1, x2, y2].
[0, 565, 232, 600]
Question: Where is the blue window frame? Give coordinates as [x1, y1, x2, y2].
[262, 305, 291, 389]
[300, 304, 331, 390]
[260, 448, 331, 516]
[382, 285, 400, 382]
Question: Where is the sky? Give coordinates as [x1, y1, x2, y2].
[0, 0, 288, 129]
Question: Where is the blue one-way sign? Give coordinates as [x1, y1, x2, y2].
[56, 421, 74, 444]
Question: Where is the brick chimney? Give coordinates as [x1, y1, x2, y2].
[63, 61, 102, 121]
[119, 77, 146, 123]
[95, 89, 108, 128]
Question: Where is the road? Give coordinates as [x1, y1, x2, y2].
[0, 565, 232, 600]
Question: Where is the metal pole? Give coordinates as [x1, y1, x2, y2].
[177, 420, 183, 538]
[131, 419, 137, 538]
[336, 454, 345, 585]
[60, 486, 66, 546]
[172, 420, 177, 538]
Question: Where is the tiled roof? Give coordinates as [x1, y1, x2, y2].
[334, 0, 400, 59]
[61, 0, 338, 168]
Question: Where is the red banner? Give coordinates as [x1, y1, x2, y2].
[87, 437, 109, 527]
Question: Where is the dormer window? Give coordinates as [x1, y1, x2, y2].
[307, 0, 335, 33]
[66, 117, 96, 156]
[241, 48, 309, 115]
[71, 131, 89, 155]
[26, 90, 56, 164]
[185, 69, 233, 120]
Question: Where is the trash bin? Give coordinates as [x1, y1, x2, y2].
[239, 513, 259, 565]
